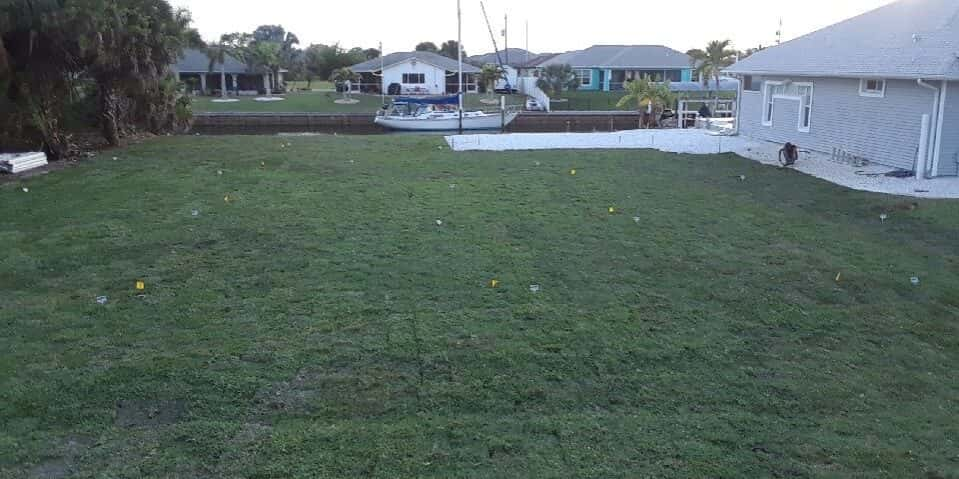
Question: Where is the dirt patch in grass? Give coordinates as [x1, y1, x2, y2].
[115, 399, 188, 428]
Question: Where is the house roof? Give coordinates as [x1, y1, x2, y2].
[669, 77, 740, 92]
[725, 0, 959, 80]
[468, 48, 538, 67]
[176, 48, 251, 74]
[351, 51, 481, 73]
[537, 45, 692, 69]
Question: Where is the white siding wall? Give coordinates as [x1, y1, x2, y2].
[937, 81, 959, 176]
[381, 60, 447, 95]
[739, 76, 939, 171]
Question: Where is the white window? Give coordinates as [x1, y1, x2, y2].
[797, 84, 813, 132]
[574, 69, 592, 87]
[859, 79, 885, 97]
[402, 73, 425, 84]
[762, 81, 781, 126]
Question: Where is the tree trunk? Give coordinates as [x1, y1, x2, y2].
[99, 84, 121, 147]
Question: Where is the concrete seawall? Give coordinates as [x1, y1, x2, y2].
[192, 111, 647, 135]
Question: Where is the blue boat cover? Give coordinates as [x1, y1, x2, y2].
[395, 94, 460, 105]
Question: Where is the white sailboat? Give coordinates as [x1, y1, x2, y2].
[374, 0, 519, 132]
[375, 98, 519, 131]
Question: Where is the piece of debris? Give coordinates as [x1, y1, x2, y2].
[96, 296, 108, 305]
[112, 156, 118, 161]
[633, 216, 641, 223]
[135, 280, 145, 291]
[879, 214, 888, 223]
[224, 195, 231, 203]
[0, 152, 48, 174]
[21, 187, 29, 193]
[608, 207, 616, 214]
[435, 219, 443, 226]
[217, 170, 223, 176]
[739, 175, 747, 181]
[835, 272, 842, 282]
[534, 161, 541, 166]
[570, 169, 577, 176]
[191, 209, 200, 217]
[910, 277, 920, 286]
[449, 184, 457, 190]
[490, 279, 500, 288]
[529, 284, 541, 293]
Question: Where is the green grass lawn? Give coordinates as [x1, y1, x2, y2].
[286, 80, 335, 91]
[192, 92, 527, 114]
[2, 135, 958, 478]
[550, 90, 738, 111]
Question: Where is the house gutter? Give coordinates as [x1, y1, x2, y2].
[917, 79, 941, 178]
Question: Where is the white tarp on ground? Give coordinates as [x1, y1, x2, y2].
[445, 129, 959, 199]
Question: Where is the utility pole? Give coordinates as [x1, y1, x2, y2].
[776, 18, 783, 44]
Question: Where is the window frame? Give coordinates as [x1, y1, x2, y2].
[762, 80, 782, 126]
[574, 69, 592, 87]
[402, 73, 426, 85]
[796, 83, 814, 133]
[859, 78, 886, 98]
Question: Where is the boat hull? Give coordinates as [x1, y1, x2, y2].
[375, 111, 519, 131]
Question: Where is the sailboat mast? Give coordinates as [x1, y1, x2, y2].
[504, 13, 508, 66]
[457, 0, 463, 132]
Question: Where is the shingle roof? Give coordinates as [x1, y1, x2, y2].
[176, 48, 251, 74]
[537, 45, 692, 69]
[670, 78, 740, 92]
[725, 0, 959, 79]
[468, 49, 537, 67]
[351, 51, 480, 73]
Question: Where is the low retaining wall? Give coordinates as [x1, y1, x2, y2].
[192, 111, 646, 135]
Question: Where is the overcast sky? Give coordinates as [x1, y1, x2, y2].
[170, 0, 897, 55]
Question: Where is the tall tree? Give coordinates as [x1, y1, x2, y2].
[252, 24, 286, 43]
[439, 40, 463, 59]
[616, 76, 675, 128]
[415, 42, 438, 53]
[687, 40, 737, 112]
[363, 48, 381, 60]
[535, 64, 579, 99]
[302, 44, 327, 89]
[248, 41, 281, 96]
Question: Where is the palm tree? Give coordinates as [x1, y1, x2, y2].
[205, 40, 231, 98]
[616, 76, 675, 129]
[248, 41, 280, 96]
[330, 67, 359, 99]
[687, 40, 737, 112]
[535, 64, 579, 100]
[479, 64, 502, 97]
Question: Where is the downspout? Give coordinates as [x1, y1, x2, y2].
[917, 79, 941, 178]
[932, 81, 947, 176]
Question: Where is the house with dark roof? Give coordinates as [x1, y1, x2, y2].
[173, 48, 283, 95]
[531, 45, 694, 92]
[726, 0, 959, 177]
[468, 49, 544, 91]
[350, 51, 480, 96]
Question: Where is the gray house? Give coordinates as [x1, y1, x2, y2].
[173, 48, 282, 95]
[726, 0, 959, 177]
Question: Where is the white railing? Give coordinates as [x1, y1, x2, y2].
[517, 77, 550, 112]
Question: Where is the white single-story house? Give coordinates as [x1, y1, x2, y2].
[726, 0, 959, 177]
[173, 48, 284, 96]
[350, 51, 480, 96]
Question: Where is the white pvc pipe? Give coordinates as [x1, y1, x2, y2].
[932, 81, 947, 177]
[917, 79, 940, 177]
[916, 114, 930, 180]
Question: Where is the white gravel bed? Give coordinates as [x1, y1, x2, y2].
[445, 129, 959, 199]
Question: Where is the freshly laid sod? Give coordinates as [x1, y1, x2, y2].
[192, 92, 527, 114]
[1, 135, 957, 478]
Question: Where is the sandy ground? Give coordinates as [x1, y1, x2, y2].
[445, 129, 959, 199]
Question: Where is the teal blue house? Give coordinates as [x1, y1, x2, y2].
[534, 45, 693, 92]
